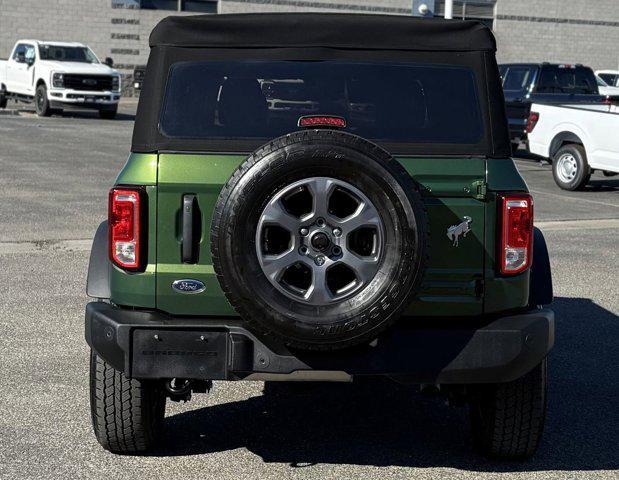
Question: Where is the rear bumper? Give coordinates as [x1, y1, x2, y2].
[85, 302, 554, 384]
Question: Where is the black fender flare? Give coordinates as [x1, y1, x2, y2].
[529, 227, 553, 307]
[86, 221, 111, 299]
[549, 131, 583, 159]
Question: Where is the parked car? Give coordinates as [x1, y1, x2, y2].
[0, 40, 121, 118]
[133, 65, 146, 91]
[527, 102, 619, 189]
[499, 63, 605, 149]
[596, 75, 619, 98]
[596, 70, 619, 87]
[85, 14, 554, 459]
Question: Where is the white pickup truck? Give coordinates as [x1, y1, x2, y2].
[527, 102, 619, 190]
[0, 40, 121, 118]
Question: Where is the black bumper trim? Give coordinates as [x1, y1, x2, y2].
[85, 302, 554, 384]
[49, 100, 118, 111]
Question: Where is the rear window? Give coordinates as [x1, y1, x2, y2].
[502, 66, 533, 91]
[536, 66, 598, 94]
[159, 61, 484, 145]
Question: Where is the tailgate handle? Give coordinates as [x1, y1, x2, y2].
[182, 194, 201, 264]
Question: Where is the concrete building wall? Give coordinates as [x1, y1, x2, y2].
[494, 0, 619, 70]
[1, 0, 618, 85]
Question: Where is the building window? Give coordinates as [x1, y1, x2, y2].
[112, 0, 217, 11]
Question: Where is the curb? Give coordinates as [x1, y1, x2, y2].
[0, 109, 21, 116]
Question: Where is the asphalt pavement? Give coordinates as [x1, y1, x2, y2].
[0, 104, 617, 480]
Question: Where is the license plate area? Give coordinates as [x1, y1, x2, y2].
[132, 330, 228, 379]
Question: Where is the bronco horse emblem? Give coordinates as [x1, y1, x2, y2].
[447, 216, 472, 247]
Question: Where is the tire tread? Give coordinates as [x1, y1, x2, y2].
[470, 359, 547, 459]
[89, 350, 165, 453]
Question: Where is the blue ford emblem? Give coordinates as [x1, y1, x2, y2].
[172, 279, 206, 294]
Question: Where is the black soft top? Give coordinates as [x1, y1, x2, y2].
[134, 13, 510, 157]
[150, 13, 496, 52]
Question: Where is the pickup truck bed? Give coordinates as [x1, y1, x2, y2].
[528, 102, 619, 189]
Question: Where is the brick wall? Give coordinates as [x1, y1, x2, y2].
[494, 0, 619, 70]
[1, 0, 618, 87]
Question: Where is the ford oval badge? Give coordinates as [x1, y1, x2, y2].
[172, 279, 206, 294]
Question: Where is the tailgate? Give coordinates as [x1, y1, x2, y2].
[155, 154, 487, 317]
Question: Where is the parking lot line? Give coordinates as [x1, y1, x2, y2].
[0, 238, 92, 255]
[536, 218, 619, 230]
[529, 189, 619, 208]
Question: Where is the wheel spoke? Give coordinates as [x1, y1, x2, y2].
[261, 247, 302, 280]
[340, 251, 379, 285]
[306, 177, 335, 219]
[260, 199, 300, 232]
[305, 266, 333, 304]
[338, 202, 382, 234]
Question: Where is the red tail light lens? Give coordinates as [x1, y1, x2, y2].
[298, 115, 346, 128]
[109, 188, 143, 270]
[526, 111, 539, 133]
[500, 194, 533, 275]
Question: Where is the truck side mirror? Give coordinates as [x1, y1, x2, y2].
[26, 56, 35, 66]
[104, 57, 114, 67]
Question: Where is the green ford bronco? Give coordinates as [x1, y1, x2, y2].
[85, 13, 554, 458]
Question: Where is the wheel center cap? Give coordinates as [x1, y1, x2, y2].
[310, 232, 330, 251]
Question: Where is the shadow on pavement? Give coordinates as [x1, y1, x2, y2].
[157, 297, 618, 472]
[54, 110, 136, 121]
[584, 178, 619, 192]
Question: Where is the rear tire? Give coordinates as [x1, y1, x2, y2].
[35, 84, 51, 117]
[468, 359, 547, 459]
[89, 350, 166, 454]
[552, 144, 590, 190]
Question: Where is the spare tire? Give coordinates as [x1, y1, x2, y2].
[211, 130, 429, 350]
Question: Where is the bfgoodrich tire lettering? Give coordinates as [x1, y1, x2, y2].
[211, 130, 429, 350]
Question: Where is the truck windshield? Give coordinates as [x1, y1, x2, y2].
[38, 45, 98, 63]
[160, 60, 484, 145]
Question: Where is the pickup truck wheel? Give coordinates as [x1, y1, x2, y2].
[552, 144, 590, 190]
[211, 130, 429, 350]
[468, 359, 547, 459]
[89, 350, 166, 453]
[34, 84, 52, 117]
[0, 90, 7, 109]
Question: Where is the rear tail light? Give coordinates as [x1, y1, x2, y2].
[499, 194, 533, 275]
[526, 111, 539, 133]
[109, 187, 144, 270]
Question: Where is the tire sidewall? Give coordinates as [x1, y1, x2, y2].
[552, 144, 589, 191]
[212, 131, 428, 349]
[35, 84, 50, 116]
